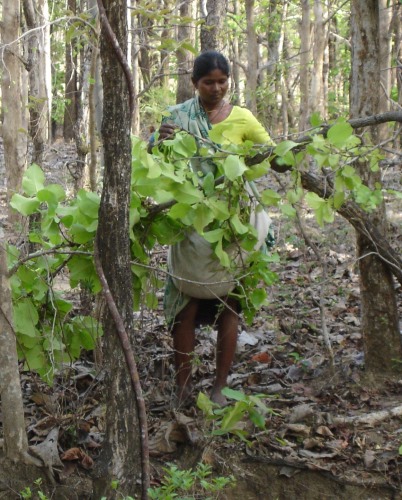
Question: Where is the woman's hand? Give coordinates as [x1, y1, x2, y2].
[158, 122, 177, 140]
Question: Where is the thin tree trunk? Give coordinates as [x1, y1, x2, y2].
[245, 0, 258, 115]
[350, 0, 402, 373]
[309, 0, 326, 119]
[0, 233, 29, 462]
[176, 0, 195, 103]
[2, 0, 28, 225]
[299, 0, 311, 132]
[22, 0, 50, 165]
[64, 0, 78, 141]
[93, 0, 142, 497]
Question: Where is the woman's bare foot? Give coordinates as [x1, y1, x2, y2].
[210, 385, 228, 407]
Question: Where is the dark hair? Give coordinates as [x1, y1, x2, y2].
[192, 51, 230, 83]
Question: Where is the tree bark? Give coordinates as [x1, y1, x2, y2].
[64, 0, 78, 141]
[93, 0, 142, 497]
[200, 0, 227, 52]
[22, 0, 51, 165]
[1, 0, 28, 224]
[245, 0, 258, 115]
[309, 0, 327, 120]
[350, 0, 402, 372]
[0, 232, 30, 463]
[299, 0, 311, 132]
[176, 0, 195, 103]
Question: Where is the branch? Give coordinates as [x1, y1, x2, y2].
[301, 171, 402, 286]
[93, 240, 150, 499]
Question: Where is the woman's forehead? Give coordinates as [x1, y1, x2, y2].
[200, 68, 229, 80]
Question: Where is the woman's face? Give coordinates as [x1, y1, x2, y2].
[193, 69, 229, 107]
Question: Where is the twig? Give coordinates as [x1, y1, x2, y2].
[93, 240, 150, 499]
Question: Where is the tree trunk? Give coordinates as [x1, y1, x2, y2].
[309, 0, 327, 120]
[200, 0, 226, 52]
[92, 0, 142, 497]
[0, 230, 30, 462]
[350, 0, 402, 373]
[22, 0, 51, 165]
[245, 0, 258, 115]
[176, 0, 195, 103]
[1, 0, 28, 226]
[299, 0, 311, 132]
[64, 0, 78, 141]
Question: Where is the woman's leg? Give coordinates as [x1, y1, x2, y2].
[211, 297, 239, 405]
[172, 298, 199, 403]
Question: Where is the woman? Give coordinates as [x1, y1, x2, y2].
[153, 51, 278, 407]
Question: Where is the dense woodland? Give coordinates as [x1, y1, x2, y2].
[0, 1, 401, 499]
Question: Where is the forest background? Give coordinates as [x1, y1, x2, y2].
[0, 0, 401, 499]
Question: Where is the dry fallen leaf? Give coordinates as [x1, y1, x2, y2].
[60, 447, 94, 469]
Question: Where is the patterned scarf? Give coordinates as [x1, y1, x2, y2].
[162, 96, 218, 177]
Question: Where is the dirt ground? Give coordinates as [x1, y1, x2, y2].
[0, 139, 401, 499]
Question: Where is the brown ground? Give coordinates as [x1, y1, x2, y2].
[0, 139, 401, 499]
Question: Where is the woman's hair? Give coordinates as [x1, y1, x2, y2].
[192, 51, 230, 83]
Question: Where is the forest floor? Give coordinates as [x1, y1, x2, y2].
[0, 139, 401, 499]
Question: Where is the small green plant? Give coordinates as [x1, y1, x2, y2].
[19, 478, 48, 500]
[197, 387, 277, 442]
[147, 462, 235, 500]
[399, 444, 402, 456]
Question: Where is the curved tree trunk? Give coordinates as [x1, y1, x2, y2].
[350, 0, 402, 373]
[93, 0, 142, 497]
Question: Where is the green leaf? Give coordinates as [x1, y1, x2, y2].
[202, 171, 215, 196]
[310, 112, 322, 127]
[22, 164, 45, 195]
[274, 140, 299, 157]
[248, 408, 266, 429]
[13, 299, 39, 336]
[196, 392, 215, 416]
[203, 228, 225, 243]
[219, 401, 248, 432]
[207, 199, 230, 221]
[37, 184, 66, 206]
[250, 288, 267, 308]
[193, 204, 214, 233]
[77, 190, 100, 219]
[221, 387, 247, 402]
[327, 121, 353, 147]
[305, 192, 324, 210]
[229, 214, 248, 235]
[280, 203, 296, 218]
[10, 194, 40, 216]
[172, 183, 204, 204]
[260, 189, 281, 206]
[214, 239, 230, 267]
[222, 155, 247, 181]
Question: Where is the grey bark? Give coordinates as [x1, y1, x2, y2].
[92, 0, 142, 497]
[1, 0, 28, 224]
[176, 0, 195, 103]
[350, 0, 402, 372]
[22, 0, 51, 165]
[200, 0, 227, 52]
[0, 232, 29, 461]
